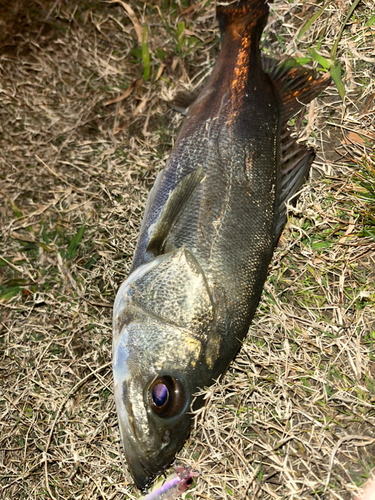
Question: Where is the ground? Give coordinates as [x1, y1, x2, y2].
[0, 0, 374, 499]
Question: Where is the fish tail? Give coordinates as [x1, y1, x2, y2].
[217, 0, 271, 39]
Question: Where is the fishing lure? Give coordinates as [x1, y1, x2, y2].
[138, 465, 198, 500]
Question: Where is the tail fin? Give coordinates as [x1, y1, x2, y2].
[217, 0, 271, 39]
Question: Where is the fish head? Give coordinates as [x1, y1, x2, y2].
[113, 249, 215, 488]
[113, 320, 197, 489]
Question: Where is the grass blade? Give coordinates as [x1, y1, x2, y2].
[0, 286, 21, 302]
[142, 23, 150, 81]
[310, 48, 330, 70]
[328, 0, 361, 102]
[66, 224, 86, 260]
[330, 0, 361, 61]
[177, 21, 185, 53]
[329, 61, 345, 101]
[297, 3, 329, 41]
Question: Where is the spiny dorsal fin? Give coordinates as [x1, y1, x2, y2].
[146, 167, 204, 257]
[275, 127, 315, 239]
[264, 57, 330, 238]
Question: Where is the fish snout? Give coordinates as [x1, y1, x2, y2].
[114, 368, 193, 489]
[121, 433, 162, 489]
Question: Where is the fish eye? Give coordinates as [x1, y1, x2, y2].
[152, 383, 169, 407]
[148, 376, 186, 418]
[186, 477, 193, 486]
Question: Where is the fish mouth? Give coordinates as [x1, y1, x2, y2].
[116, 394, 167, 489]
[121, 432, 163, 490]
[118, 408, 174, 490]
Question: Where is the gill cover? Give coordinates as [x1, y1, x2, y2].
[113, 246, 214, 342]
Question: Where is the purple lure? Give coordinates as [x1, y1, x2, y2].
[139, 465, 198, 500]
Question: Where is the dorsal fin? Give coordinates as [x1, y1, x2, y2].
[145, 167, 204, 257]
[264, 57, 331, 121]
[265, 57, 330, 238]
[275, 127, 315, 239]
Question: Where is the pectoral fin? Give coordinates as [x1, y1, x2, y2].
[138, 169, 165, 238]
[146, 167, 204, 257]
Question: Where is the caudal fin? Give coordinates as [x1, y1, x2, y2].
[217, 0, 271, 39]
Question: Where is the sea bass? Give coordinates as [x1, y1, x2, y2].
[113, 0, 330, 489]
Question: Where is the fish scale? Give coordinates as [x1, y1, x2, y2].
[113, 0, 331, 489]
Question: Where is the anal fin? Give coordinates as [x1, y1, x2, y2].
[168, 88, 203, 115]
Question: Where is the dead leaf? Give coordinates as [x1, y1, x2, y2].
[343, 130, 375, 145]
[109, 1, 142, 44]
[105, 80, 139, 106]
[360, 93, 375, 115]
[154, 63, 166, 83]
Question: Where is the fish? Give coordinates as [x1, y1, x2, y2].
[112, 0, 331, 489]
[138, 465, 198, 500]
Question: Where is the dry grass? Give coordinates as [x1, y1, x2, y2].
[0, 0, 374, 499]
